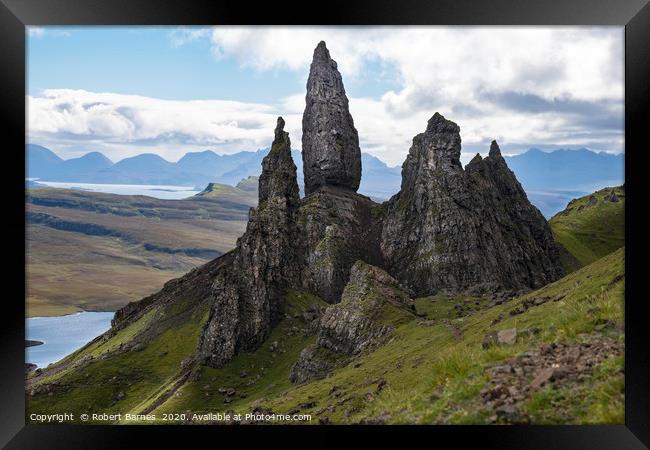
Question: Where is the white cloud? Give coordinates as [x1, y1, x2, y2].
[168, 27, 212, 48]
[27, 89, 302, 162]
[27, 27, 45, 38]
[27, 27, 71, 38]
[205, 26, 623, 103]
[28, 27, 623, 166]
[199, 26, 624, 164]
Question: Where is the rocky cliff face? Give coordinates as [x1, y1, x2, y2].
[298, 188, 383, 304]
[290, 261, 415, 383]
[198, 118, 303, 367]
[381, 113, 564, 296]
[465, 140, 564, 288]
[302, 41, 362, 195]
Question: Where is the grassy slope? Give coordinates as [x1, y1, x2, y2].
[550, 186, 624, 270]
[28, 249, 624, 424]
[25, 289, 325, 422]
[26, 294, 209, 421]
[250, 249, 624, 425]
[151, 290, 329, 421]
[195, 179, 258, 203]
[26, 187, 254, 316]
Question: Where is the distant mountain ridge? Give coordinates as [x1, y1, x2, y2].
[503, 148, 623, 218]
[26, 144, 402, 199]
[27, 144, 623, 215]
[27, 145, 114, 180]
[504, 148, 623, 190]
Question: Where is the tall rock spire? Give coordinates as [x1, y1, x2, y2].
[258, 117, 300, 208]
[199, 117, 302, 367]
[302, 41, 362, 195]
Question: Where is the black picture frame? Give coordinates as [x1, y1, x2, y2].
[2, 0, 648, 447]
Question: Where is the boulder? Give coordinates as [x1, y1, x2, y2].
[497, 329, 517, 346]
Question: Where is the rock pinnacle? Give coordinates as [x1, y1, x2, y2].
[302, 41, 362, 195]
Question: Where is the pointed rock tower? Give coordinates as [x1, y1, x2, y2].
[107, 44, 567, 386]
[296, 41, 383, 305]
[381, 113, 564, 296]
[302, 41, 362, 195]
[199, 117, 303, 367]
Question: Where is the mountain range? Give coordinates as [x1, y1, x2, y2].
[26, 144, 622, 217]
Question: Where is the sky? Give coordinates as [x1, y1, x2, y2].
[27, 26, 624, 167]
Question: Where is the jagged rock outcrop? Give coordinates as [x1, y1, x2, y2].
[298, 188, 384, 304]
[302, 41, 362, 195]
[198, 117, 303, 367]
[381, 113, 564, 296]
[290, 261, 415, 383]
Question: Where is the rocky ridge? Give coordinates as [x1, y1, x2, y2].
[113, 41, 564, 371]
[381, 116, 564, 296]
[198, 117, 303, 367]
[289, 261, 415, 383]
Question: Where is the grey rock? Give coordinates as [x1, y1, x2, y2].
[530, 367, 554, 389]
[497, 329, 517, 346]
[317, 261, 413, 355]
[551, 365, 571, 381]
[302, 41, 361, 195]
[482, 331, 498, 349]
[198, 117, 303, 367]
[587, 194, 598, 206]
[381, 114, 564, 296]
[495, 404, 519, 421]
[109, 44, 568, 388]
[290, 261, 414, 383]
[298, 189, 384, 303]
[492, 364, 513, 375]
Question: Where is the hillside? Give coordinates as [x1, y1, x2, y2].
[549, 186, 624, 271]
[26, 184, 256, 316]
[26, 248, 624, 424]
[194, 179, 258, 204]
[25, 41, 624, 427]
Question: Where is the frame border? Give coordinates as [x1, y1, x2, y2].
[2, 0, 648, 447]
